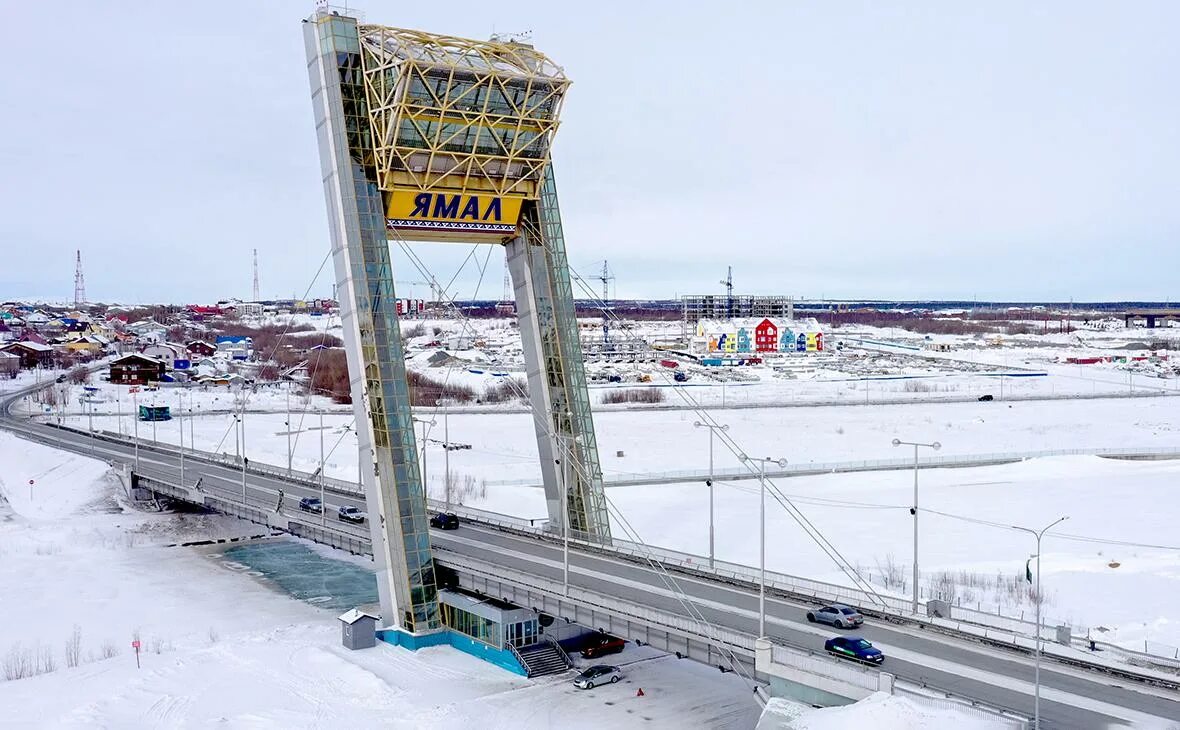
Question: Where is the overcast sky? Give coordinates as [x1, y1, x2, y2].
[2, 1, 1177, 304]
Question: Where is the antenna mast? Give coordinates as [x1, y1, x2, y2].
[252, 248, 260, 301]
[74, 250, 86, 308]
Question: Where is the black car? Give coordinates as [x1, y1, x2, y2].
[299, 497, 323, 513]
[338, 505, 366, 524]
[430, 512, 460, 530]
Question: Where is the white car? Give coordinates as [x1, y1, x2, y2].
[572, 664, 622, 689]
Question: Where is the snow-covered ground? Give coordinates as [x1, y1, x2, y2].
[0, 431, 766, 728]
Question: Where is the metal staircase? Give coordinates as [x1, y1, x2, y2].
[513, 638, 573, 678]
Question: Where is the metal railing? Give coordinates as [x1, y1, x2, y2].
[894, 681, 1029, 729]
[485, 446, 1180, 487]
[17, 419, 1180, 675]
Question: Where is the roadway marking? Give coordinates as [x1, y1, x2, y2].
[438, 531, 1180, 726]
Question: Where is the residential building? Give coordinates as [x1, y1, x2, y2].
[0, 341, 54, 368]
[109, 354, 165, 385]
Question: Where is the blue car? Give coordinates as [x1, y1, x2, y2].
[824, 636, 884, 665]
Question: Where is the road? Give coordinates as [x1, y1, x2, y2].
[3, 391, 1178, 728]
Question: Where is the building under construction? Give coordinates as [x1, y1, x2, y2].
[681, 294, 796, 324]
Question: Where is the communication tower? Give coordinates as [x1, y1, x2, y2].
[73, 250, 86, 308]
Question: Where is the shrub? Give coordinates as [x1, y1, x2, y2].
[602, 388, 665, 405]
[481, 378, 527, 404]
[64, 626, 81, 669]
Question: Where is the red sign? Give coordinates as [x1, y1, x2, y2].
[131, 640, 140, 649]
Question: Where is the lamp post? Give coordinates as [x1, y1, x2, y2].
[132, 389, 140, 472]
[693, 420, 729, 568]
[557, 429, 583, 598]
[413, 416, 436, 499]
[892, 438, 941, 614]
[177, 390, 185, 488]
[738, 454, 787, 638]
[285, 385, 292, 475]
[1012, 515, 1068, 730]
[319, 409, 326, 526]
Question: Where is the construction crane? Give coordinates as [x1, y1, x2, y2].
[598, 260, 614, 345]
[720, 266, 733, 320]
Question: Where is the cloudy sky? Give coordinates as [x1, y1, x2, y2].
[2, 1, 1177, 304]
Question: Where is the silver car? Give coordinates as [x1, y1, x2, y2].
[572, 664, 622, 689]
[806, 604, 864, 629]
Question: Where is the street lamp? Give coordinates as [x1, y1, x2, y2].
[413, 416, 436, 499]
[557, 427, 584, 598]
[738, 454, 787, 639]
[892, 437, 941, 614]
[693, 420, 729, 568]
[1012, 515, 1068, 730]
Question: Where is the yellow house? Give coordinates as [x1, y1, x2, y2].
[63, 335, 106, 354]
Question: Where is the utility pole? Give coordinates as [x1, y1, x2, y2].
[892, 438, 941, 614]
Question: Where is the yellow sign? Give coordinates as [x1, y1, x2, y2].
[385, 190, 523, 239]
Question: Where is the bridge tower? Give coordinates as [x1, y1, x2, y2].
[304, 11, 610, 637]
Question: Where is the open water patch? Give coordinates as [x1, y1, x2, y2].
[222, 540, 378, 611]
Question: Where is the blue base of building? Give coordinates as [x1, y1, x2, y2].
[377, 628, 527, 676]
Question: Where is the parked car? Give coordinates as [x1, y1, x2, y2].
[806, 604, 864, 629]
[337, 505, 366, 524]
[572, 664, 622, 689]
[299, 497, 323, 514]
[824, 636, 884, 664]
[580, 634, 626, 659]
[430, 511, 460, 530]
[978, 394, 994, 401]
[673, 371, 689, 383]
[607, 375, 623, 383]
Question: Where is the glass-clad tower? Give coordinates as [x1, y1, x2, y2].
[304, 10, 609, 636]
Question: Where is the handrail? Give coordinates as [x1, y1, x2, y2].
[11, 417, 1180, 676]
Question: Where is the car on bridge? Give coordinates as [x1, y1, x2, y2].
[824, 635, 884, 665]
[429, 512, 459, 530]
[337, 505, 366, 524]
[572, 664, 622, 690]
[580, 634, 626, 659]
[806, 604, 864, 629]
[299, 497, 323, 514]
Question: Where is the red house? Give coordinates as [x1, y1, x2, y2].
[754, 319, 778, 352]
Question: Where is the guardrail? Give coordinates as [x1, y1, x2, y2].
[894, 680, 1029, 729]
[15, 419, 1180, 676]
[485, 446, 1180, 487]
[767, 643, 883, 694]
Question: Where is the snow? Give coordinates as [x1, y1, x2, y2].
[0, 430, 762, 728]
[757, 692, 1010, 730]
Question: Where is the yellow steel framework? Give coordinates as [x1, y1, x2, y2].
[359, 26, 570, 242]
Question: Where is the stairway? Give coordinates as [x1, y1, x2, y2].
[516, 641, 572, 678]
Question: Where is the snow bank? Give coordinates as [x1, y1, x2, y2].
[758, 692, 1011, 729]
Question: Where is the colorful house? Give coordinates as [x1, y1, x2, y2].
[736, 327, 752, 353]
[754, 319, 778, 352]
